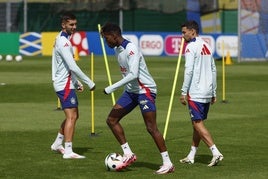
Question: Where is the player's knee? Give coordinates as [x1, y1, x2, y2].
[72, 113, 79, 121]
[106, 116, 118, 127]
[106, 118, 111, 126]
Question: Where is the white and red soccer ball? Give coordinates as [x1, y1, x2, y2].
[104, 153, 123, 171]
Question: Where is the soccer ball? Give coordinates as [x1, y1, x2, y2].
[15, 55, 23, 62]
[5, 55, 13, 61]
[104, 153, 123, 171]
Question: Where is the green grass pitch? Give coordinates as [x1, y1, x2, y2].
[0, 56, 267, 179]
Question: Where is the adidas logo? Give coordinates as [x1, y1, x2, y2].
[129, 51, 134, 56]
[143, 105, 149, 110]
[128, 50, 135, 57]
[201, 44, 211, 55]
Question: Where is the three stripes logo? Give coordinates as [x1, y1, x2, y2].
[143, 105, 149, 110]
[129, 51, 134, 56]
[201, 44, 211, 55]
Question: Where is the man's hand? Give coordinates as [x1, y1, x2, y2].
[180, 95, 187, 105]
[77, 84, 84, 92]
[90, 85, 96, 91]
[211, 97, 216, 104]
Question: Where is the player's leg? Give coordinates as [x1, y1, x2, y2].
[137, 93, 167, 152]
[189, 101, 215, 147]
[181, 100, 214, 164]
[191, 101, 223, 166]
[193, 120, 223, 166]
[106, 104, 130, 144]
[59, 119, 66, 134]
[51, 120, 65, 154]
[192, 125, 201, 147]
[106, 92, 137, 170]
[191, 101, 221, 153]
[63, 107, 78, 143]
[180, 126, 201, 164]
[139, 94, 174, 174]
[62, 107, 85, 159]
[54, 89, 85, 159]
[142, 112, 174, 174]
[142, 111, 167, 152]
[106, 92, 138, 146]
[192, 120, 214, 147]
[51, 90, 69, 154]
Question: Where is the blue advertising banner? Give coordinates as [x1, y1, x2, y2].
[86, 32, 237, 59]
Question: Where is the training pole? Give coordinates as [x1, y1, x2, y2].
[98, 24, 116, 105]
[90, 52, 96, 136]
[163, 38, 185, 140]
[222, 40, 227, 103]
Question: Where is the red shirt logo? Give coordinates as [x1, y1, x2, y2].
[201, 44, 211, 55]
[129, 51, 134, 56]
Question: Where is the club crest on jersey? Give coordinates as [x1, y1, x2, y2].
[70, 97, 76, 104]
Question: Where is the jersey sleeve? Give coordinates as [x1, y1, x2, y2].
[51, 48, 56, 82]
[181, 45, 195, 95]
[58, 38, 95, 89]
[104, 44, 139, 94]
[211, 57, 217, 97]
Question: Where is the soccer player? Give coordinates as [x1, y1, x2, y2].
[100, 22, 174, 174]
[50, 12, 95, 159]
[179, 20, 223, 166]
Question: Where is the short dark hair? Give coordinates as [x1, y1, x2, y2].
[181, 20, 199, 34]
[101, 22, 121, 36]
[60, 12, 76, 23]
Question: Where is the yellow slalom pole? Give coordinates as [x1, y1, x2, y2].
[163, 38, 185, 139]
[90, 52, 95, 135]
[222, 40, 226, 102]
[98, 24, 116, 105]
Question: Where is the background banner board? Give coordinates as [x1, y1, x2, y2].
[0, 32, 239, 59]
[0, 33, 20, 55]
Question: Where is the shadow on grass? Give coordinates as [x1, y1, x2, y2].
[73, 147, 94, 154]
[131, 161, 160, 170]
[195, 154, 213, 164]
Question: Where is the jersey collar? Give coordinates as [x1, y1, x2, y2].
[190, 37, 196, 42]
[60, 31, 69, 39]
[120, 39, 130, 49]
